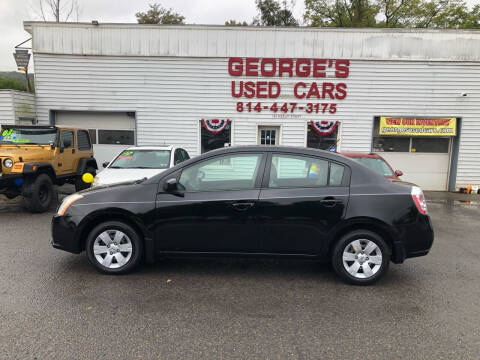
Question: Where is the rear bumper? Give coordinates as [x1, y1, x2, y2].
[51, 214, 82, 254]
[394, 214, 434, 263]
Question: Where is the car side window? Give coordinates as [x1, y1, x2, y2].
[181, 149, 190, 161]
[77, 130, 91, 150]
[60, 131, 74, 148]
[179, 153, 262, 192]
[269, 154, 329, 188]
[174, 149, 183, 165]
[329, 162, 345, 186]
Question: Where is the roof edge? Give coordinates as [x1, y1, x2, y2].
[22, 21, 480, 34]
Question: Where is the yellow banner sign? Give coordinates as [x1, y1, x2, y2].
[379, 117, 456, 136]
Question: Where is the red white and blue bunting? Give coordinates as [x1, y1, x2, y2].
[201, 118, 231, 134]
[310, 120, 339, 136]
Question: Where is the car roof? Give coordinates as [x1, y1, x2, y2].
[126, 145, 174, 151]
[203, 145, 350, 161]
[341, 152, 381, 158]
[145, 145, 390, 187]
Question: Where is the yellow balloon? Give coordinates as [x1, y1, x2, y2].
[82, 173, 94, 183]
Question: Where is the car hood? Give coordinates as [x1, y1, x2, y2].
[0, 145, 54, 162]
[93, 168, 166, 186]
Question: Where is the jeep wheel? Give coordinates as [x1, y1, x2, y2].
[23, 174, 56, 213]
[75, 167, 96, 192]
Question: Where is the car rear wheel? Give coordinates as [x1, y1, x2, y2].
[86, 221, 143, 274]
[332, 230, 390, 285]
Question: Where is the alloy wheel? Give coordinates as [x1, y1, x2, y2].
[93, 230, 133, 269]
[342, 239, 383, 279]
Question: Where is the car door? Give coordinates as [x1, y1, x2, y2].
[154, 152, 266, 253]
[256, 152, 350, 255]
[56, 130, 76, 175]
[76, 129, 93, 167]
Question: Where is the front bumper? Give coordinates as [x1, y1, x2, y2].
[0, 173, 22, 188]
[51, 214, 82, 254]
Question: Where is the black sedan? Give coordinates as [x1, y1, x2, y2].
[52, 146, 433, 285]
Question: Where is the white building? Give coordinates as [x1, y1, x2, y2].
[23, 22, 480, 191]
[0, 90, 36, 125]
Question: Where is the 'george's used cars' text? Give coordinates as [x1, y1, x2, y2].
[51, 146, 434, 285]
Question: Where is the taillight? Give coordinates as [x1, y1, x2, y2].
[411, 186, 428, 214]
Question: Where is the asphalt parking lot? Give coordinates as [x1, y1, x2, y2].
[1, 189, 479, 359]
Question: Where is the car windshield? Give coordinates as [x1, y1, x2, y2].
[109, 150, 171, 169]
[351, 157, 394, 177]
[0, 127, 57, 144]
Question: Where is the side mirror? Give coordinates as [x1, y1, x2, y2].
[394, 170, 403, 177]
[164, 178, 178, 192]
[102, 162, 109, 168]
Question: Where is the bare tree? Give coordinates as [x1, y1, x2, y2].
[30, 0, 81, 22]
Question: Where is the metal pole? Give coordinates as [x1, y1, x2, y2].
[24, 69, 32, 92]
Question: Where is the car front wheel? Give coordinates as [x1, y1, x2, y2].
[332, 230, 390, 285]
[86, 221, 143, 274]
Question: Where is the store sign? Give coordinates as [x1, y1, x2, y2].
[379, 117, 456, 136]
[228, 57, 349, 117]
[13, 49, 30, 71]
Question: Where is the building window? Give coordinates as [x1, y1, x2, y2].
[258, 126, 280, 145]
[372, 117, 451, 153]
[373, 137, 410, 152]
[200, 121, 231, 154]
[98, 130, 134, 145]
[307, 122, 339, 151]
[411, 138, 449, 153]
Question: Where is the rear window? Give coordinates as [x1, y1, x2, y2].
[351, 157, 393, 177]
[77, 130, 91, 150]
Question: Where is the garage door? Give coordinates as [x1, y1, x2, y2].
[377, 152, 450, 191]
[55, 111, 135, 166]
[374, 136, 452, 191]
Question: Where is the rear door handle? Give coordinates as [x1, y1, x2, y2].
[232, 202, 255, 211]
[320, 197, 342, 207]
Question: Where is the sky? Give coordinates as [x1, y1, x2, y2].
[0, 0, 306, 71]
[0, 0, 478, 72]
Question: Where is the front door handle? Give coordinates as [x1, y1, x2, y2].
[232, 202, 254, 211]
[320, 197, 342, 207]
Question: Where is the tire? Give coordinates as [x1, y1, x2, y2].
[332, 230, 390, 285]
[75, 167, 96, 192]
[86, 221, 143, 274]
[23, 173, 56, 213]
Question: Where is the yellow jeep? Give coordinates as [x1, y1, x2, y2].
[0, 125, 98, 212]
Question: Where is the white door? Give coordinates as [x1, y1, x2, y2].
[258, 126, 280, 146]
[55, 111, 135, 166]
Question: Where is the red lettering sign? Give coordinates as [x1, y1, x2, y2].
[228, 57, 350, 113]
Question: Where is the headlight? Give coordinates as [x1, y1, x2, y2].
[57, 194, 84, 216]
[3, 158, 13, 168]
